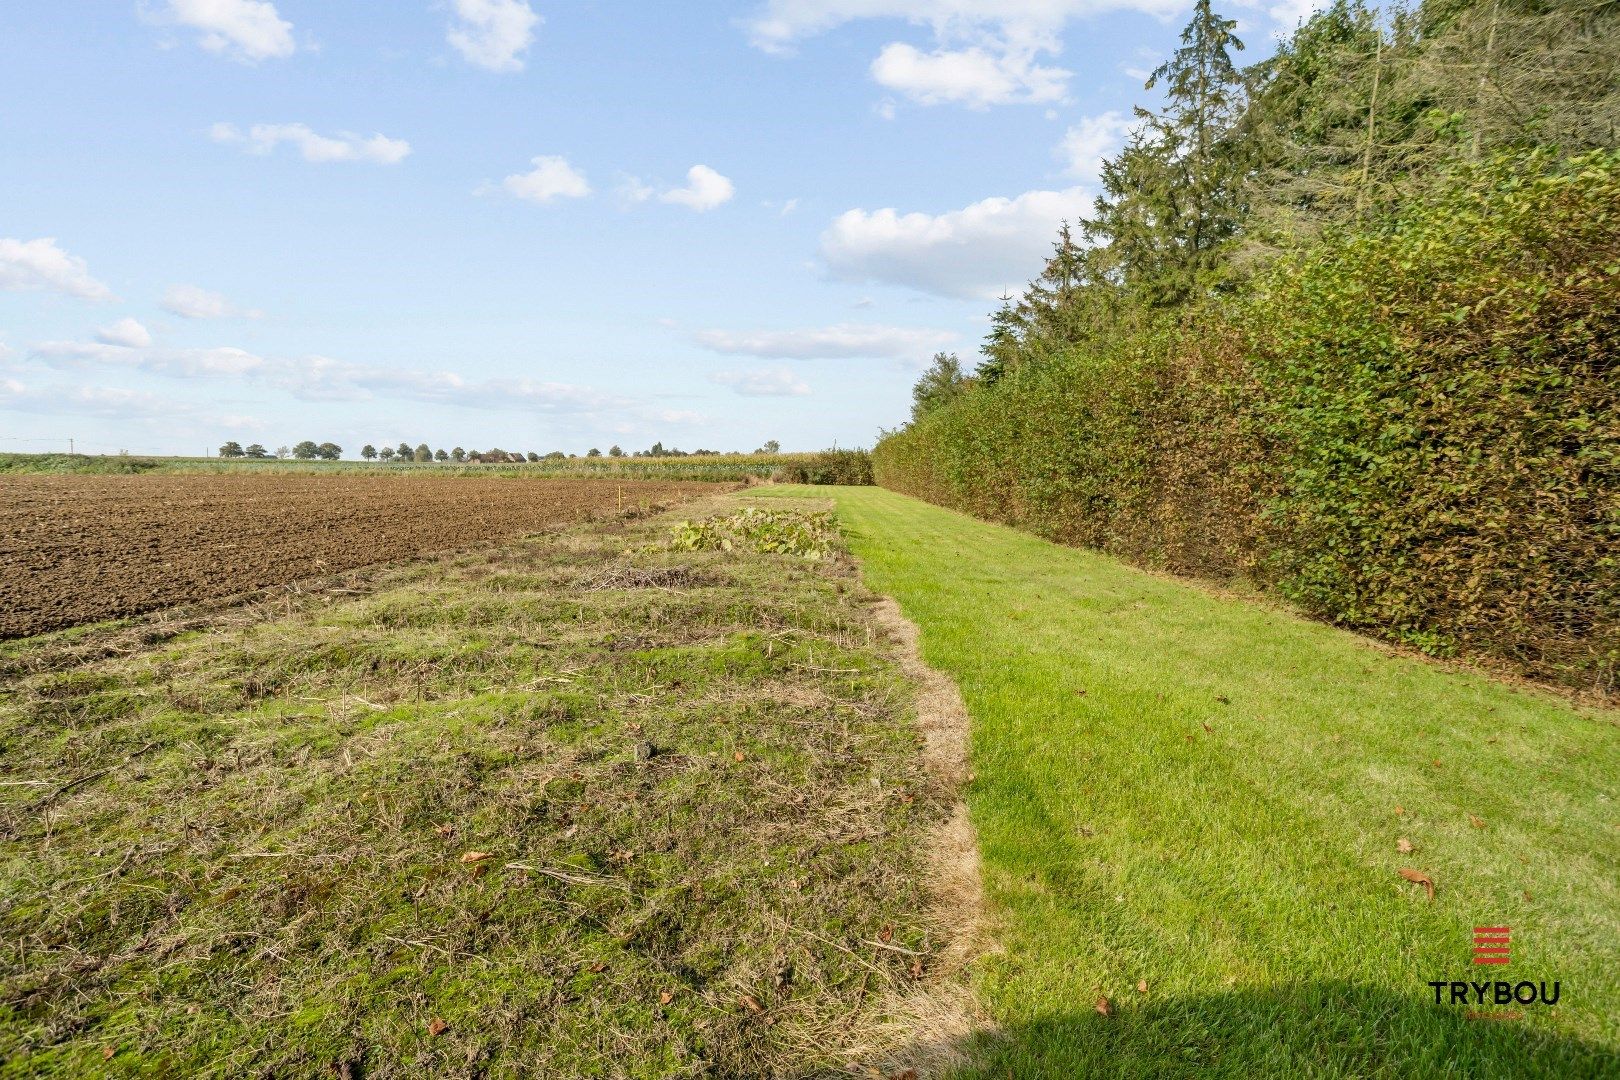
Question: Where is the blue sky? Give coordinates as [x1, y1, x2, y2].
[0, 0, 1306, 457]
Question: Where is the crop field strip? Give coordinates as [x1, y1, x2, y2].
[0, 495, 966, 1076]
[0, 475, 727, 639]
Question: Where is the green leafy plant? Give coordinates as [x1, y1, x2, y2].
[668, 507, 841, 560]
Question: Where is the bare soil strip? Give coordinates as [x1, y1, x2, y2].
[0, 475, 726, 638]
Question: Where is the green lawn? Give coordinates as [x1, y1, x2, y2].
[765, 486, 1620, 1078]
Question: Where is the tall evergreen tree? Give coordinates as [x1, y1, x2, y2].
[1088, 0, 1247, 305]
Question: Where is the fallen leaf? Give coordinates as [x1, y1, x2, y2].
[459, 851, 490, 864]
[434, 823, 454, 837]
[1468, 814, 1486, 829]
[733, 751, 746, 763]
[101, 1047, 114, 1060]
[1523, 890, 1533, 902]
[892, 1070, 920, 1080]
[588, 961, 607, 973]
[1136, 980, 1149, 994]
[1394, 805, 1405, 816]
[1095, 996, 1113, 1017]
[1215, 695, 1231, 705]
[1431, 759, 1443, 768]
[910, 956, 924, 979]
[1399, 868, 1436, 900]
[1202, 723, 1213, 734]
[427, 1018, 449, 1036]
[1397, 838, 1413, 853]
[879, 925, 894, 943]
[741, 994, 765, 1014]
[659, 991, 674, 1005]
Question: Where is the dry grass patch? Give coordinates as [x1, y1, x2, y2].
[0, 498, 967, 1077]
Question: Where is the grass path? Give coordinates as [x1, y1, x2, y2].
[770, 486, 1620, 1078]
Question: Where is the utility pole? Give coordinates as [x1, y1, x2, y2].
[68, 437, 74, 454]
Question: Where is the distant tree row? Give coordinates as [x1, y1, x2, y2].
[218, 438, 787, 462]
[218, 441, 339, 460]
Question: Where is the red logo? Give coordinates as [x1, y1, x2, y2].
[1473, 926, 1510, 966]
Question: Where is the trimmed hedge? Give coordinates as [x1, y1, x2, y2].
[876, 151, 1619, 690]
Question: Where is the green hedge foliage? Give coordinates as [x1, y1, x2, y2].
[875, 151, 1619, 690]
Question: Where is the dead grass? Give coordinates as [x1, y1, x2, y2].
[0, 495, 969, 1077]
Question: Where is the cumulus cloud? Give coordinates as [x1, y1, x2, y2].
[96, 318, 153, 348]
[1058, 110, 1134, 180]
[32, 340, 264, 378]
[745, 0, 1183, 50]
[448, 0, 541, 72]
[712, 367, 812, 397]
[161, 284, 263, 320]
[623, 166, 736, 211]
[152, 0, 295, 62]
[25, 338, 623, 415]
[0, 238, 116, 302]
[871, 42, 1069, 107]
[659, 165, 736, 211]
[497, 156, 592, 203]
[694, 323, 957, 360]
[745, 1, 1185, 108]
[819, 187, 1092, 299]
[210, 122, 412, 164]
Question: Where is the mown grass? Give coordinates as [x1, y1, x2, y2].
[0, 497, 954, 1076]
[764, 486, 1620, 1078]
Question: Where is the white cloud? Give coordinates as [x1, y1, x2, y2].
[448, 0, 541, 72]
[819, 187, 1092, 299]
[1058, 110, 1134, 180]
[32, 340, 264, 378]
[154, 0, 295, 62]
[871, 42, 1069, 107]
[96, 318, 153, 348]
[694, 323, 956, 360]
[746, 1, 1182, 51]
[0, 238, 116, 302]
[1267, 0, 1321, 28]
[499, 156, 592, 203]
[712, 367, 812, 397]
[745, 1, 1185, 109]
[26, 338, 622, 415]
[211, 122, 411, 164]
[659, 165, 736, 211]
[161, 284, 263, 320]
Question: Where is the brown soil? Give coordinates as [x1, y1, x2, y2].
[0, 474, 725, 638]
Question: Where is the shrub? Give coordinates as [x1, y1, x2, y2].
[876, 150, 1620, 690]
[774, 448, 874, 486]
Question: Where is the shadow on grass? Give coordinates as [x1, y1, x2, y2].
[872, 980, 1615, 1079]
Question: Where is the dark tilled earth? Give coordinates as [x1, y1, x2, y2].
[0, 474, 727, 637]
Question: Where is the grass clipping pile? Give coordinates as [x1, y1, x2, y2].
[0, 501, 963, 1076]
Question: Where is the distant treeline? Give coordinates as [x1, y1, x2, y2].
[214, 439, 788, 463]
[1, 448, 874, 486]
[876, 0, 1618, 690]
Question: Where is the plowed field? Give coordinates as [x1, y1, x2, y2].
[0, 474, 724, 638]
